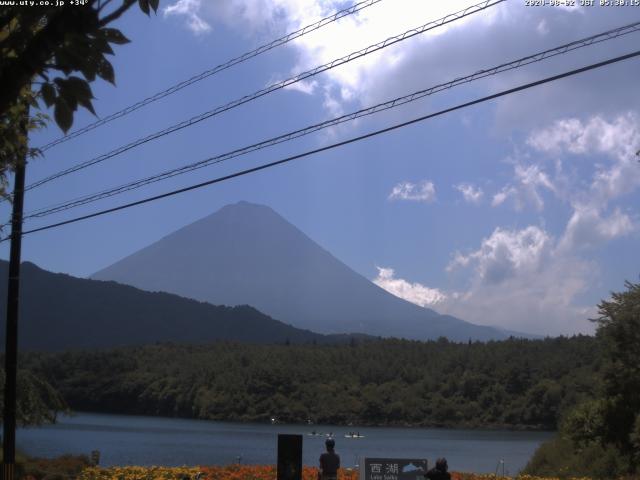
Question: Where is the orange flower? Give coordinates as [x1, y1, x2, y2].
[78, 464, 598, 480]
[195, 465, 358, 480]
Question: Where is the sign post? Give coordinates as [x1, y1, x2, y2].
[277, 434, 303, 480]
[359, 458, 428, 480]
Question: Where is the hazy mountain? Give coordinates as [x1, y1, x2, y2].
[0, 260, 350, 351]
[93, 201, 514, 341]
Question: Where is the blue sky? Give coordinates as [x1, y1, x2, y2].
[2, 0, 639, 336]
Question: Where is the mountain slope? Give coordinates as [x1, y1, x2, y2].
[93, 201, 512, 341]
[0, 260, 341, 351]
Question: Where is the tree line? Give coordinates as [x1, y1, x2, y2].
[17, 335, 600, 431]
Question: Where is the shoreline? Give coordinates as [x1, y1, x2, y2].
[58, 409, 556, 433]
[19, 411, 550, 474]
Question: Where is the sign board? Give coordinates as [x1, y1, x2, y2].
[359, 458, 428, 480]
[277, 434, 303, 480]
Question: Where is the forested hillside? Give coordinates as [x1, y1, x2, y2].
[0, 261, 355, 350]
[22, 336, 600, 430]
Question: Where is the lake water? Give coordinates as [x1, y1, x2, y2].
[17, 412, 552, 475]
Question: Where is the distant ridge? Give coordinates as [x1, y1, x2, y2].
[0, 260, 355, 351]
[93, 201, 517, 341]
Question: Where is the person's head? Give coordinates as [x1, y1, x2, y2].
[325, 438, 335, 451]
[435, 458, 448, 472]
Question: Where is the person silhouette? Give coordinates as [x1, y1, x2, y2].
[319, 438, 340, 480]
[425, 458, 451, 480]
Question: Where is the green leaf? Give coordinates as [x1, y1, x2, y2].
[78, 53, 99, 82]
[40, 83, 56, 107]
[63, 92, 78, 112]
[149, 0, 159, 12]
[57, 77, 96, 115]
[54, 97, 73, 133]
[80, 68, 96, 82]
[92, 37, 115, 55]
[100, 27, 130, 45]
[138, 0, 150, 15]
[54, 35, 95, 76]
[78, 98, 96, 116]
[96, 57, 115, 84]
[65, 76, 94, 102]
[54, 48, 78, 75]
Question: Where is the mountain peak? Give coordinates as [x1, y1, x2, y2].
[196, 201, 291, 231]
[219, 200, 274, 213]
[93, 202, 511, 341]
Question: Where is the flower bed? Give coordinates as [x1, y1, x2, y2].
[77, 465, 358, 480]
[77, 465, 203, 480]
[76, 465, 596, 480]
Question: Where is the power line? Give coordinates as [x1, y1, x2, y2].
[20, 20, 640, 221]
[5, 48, 639, 242]
[36, 0, 385, 152]
[27, 0, 504, 191]
[21, 0, 505, 194]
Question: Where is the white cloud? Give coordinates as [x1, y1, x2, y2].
[178, 0, 503, 111]
[373, 267, 446, 307]
[449, 113, 639, 334]
[203, 0, 348, 34]
[527, 114, 640, 161]
[166, 0, 640, 129]
[388, 181, 436, 202]
[491, 162, 555, 211]
[560, 204, 635, 250]
[536, 19, 549, 36]
[551, 114, 640, 206]
[372, 226, 596, 335]
[163, 0, 212, 35]
[455, 183, 484, 204]
[322, 85, 345, 118]
[491, 187, 511, 207]
[444, 226, 595, 335]
[283, 79, 319, 95]
[526, 114, 640, 248]
[447, 226, 551, 284]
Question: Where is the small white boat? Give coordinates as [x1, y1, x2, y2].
[344, 433, 365, 439]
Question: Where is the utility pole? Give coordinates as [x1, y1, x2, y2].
[2, 117, 27, 480]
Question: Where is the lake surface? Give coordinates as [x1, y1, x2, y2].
[17, 412, 552, 475]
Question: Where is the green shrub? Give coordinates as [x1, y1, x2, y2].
[523, 435, 632, 479]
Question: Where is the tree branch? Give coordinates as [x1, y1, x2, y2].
[98, 0, 137, 27]
[98, 0, 116, 13]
